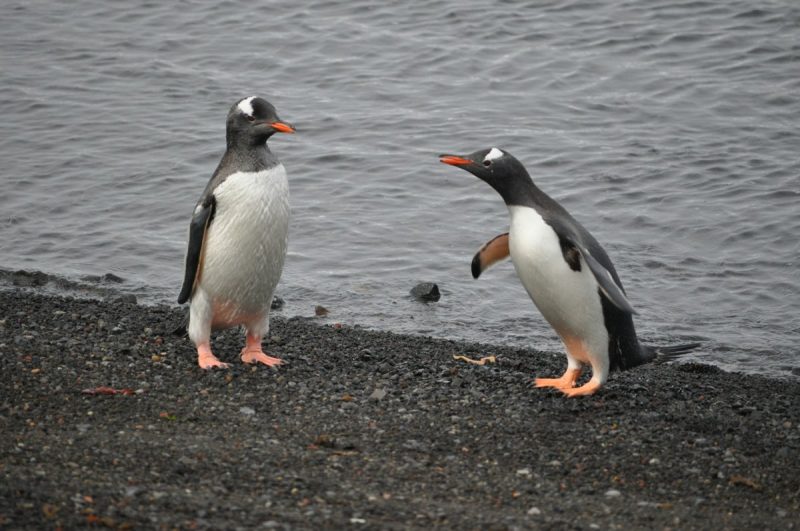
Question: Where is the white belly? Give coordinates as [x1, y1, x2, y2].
[507, 205, 607, 358]
[199, 166, 289, 321]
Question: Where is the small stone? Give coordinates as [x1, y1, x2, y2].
[724, 449, 736, 463]
[271, 296, 284, 310]
[12, 270, 48, 287]
[315, 305, 329, 316]
[103, 273, 125, 283]
[410, 282, 440, 302]
[337, 438, 358, 450]
[605, 489, 622, 498]
[527, 507, 541, 516]
[151, 355, 162, 362]
[516, 468, 531, 477]
[402, 439, 428, 452]
[369, 388, 387, 401]
[239, 407, 256, 416]
[314, 434, 335, 448]
[112, 294, 137, 305]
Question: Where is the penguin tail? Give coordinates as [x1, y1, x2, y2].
[646, 342, 701, 363]
[172, 307, 190, 337]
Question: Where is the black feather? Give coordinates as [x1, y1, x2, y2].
[471, 253, 482, 279]
[177, 195, 216, 304]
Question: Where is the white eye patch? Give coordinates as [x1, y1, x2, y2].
[237, 96, 256, 117]
[484, 147, 503, 163]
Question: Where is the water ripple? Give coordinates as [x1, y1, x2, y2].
[1, 0, 798, 378]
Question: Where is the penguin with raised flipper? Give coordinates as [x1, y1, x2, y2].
[441, 147, 698, 396]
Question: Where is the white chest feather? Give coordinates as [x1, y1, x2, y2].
[507, 206, 607, 347]
[199, 165, 289, 312]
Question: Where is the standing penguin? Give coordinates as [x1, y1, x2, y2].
[178, 96, 295, 369]
[440, 148, 697, 396]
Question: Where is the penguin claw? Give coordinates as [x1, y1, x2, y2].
[199, 360, 230, 369]
[241, 349, 283, 367]
[197, 344, 229, 369]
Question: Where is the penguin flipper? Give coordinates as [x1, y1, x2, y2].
[471, 232, 510, 279]
[578, 244, 638, 315]
[177, 195, 216, 304]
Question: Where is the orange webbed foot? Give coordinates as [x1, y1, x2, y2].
[560, 379, 602, 397]
[240, 334, 282, 367]
[197, 343, 229, 369]
[535, 368, 581, 389]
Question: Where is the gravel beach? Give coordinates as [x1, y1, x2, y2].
[1, 289, 798, 530]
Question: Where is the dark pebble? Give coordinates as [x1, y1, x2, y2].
[1, 289, 798, 530]
[410, 282, 441, 302]
[11, 269, 49, 287]
[111, 294, 137, 305]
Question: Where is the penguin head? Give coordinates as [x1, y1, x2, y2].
[226, 96, 295, 147]
[440, 147, 533, 203]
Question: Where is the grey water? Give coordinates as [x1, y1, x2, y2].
[2, 0, 798, 378]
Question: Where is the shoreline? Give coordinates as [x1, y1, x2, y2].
[4, 266, 799, 381]
[1, 289, 798, 529]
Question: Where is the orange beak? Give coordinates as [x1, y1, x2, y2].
[270, 122, 295, 134]
[439, 155, 472, 166]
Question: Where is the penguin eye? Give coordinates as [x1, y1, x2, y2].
[483, 159, 492, 167]
[245, 114, 255, 122]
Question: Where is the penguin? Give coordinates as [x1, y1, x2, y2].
[440, 147, 698, 396]
[177, 96, 295, 369]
